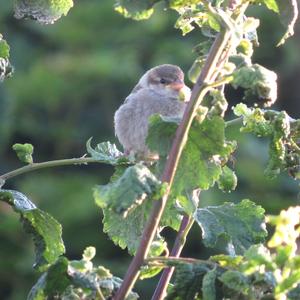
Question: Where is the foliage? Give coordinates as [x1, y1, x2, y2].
[0, 0, 299, 299]
[0, 190, 65, 271]
[194, 199, 267, 255]
[28, 247, 139, 299]
[12, 143, 34, 164]
[14, 0, 74, 24]
[150, 206, 300, 299]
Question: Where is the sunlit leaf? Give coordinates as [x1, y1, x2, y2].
[147, 114, 236, 196]
[114, 0, 161, 20]
[94, 164, 161, 216]
[12, 143, 34, 164]
[0, 190, 65, 271]
[231, 64, 277, 107]
[276, 0, 298, 45]
[86, 138, 129, 165]
[219, 270, 250, 295]
[14, 0, 74, 24]
[217, 166, 237, 192]
[194, 199, 267, 255]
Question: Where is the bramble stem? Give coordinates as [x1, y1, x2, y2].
[151, 215, 194, 300]
[114, 28, 231, 300]
[0, 157, 106, 182]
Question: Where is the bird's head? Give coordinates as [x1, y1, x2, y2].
[138, 64, 190, 100]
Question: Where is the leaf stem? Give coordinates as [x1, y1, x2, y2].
[114, 29, 231, 300]
[145, 256, 217, 267]
[151, 215, 194, 300]
[0, 157, 106, 182]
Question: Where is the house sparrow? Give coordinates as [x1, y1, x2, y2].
[114, 64, 190, 158]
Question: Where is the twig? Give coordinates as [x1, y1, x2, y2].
[151, 215, 194, 300]
[114, 29, 231, 300]
[0, 157, 109, 182]
[145, 256, 217, 267]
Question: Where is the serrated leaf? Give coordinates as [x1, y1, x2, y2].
[12, 143, 34, 164]
[276, 0, 298, 46]
[217, 166, 237, 192]
[194, 199, 267, 255]
[232, 64, 277, 107]
[242, 244, 275, 274]
[94, 164, 161, 216]
[100, 201, 167, 256]
[202, 268, 217, 300]
[233, 105, 299, 179]
[14, 0, 74, 24]
[0, 38, 10, 59]
[86, 138, 129, 165]
[114, 0, 161, 20]
[219, 270, 250, 295]
[147, 114, 236, 196]
[166, 263, 210, 300]
[0, 190, 65, 271]
[29, 248, 139, 300]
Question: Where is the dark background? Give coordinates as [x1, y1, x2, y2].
[0, 1, 299, 299]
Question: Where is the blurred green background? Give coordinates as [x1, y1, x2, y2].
[0, 1, 299, 299]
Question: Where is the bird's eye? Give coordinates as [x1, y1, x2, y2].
[160, 78, 167, 84]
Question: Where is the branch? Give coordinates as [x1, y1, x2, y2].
[151, 214, 194, 300]
[114, 29, 231, 300]
[0, 157, 109, 182]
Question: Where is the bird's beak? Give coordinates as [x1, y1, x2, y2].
[168, 79, 185, 91]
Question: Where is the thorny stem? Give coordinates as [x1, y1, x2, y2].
[114, 29, 231, 300]
[0, 157, 108, 183]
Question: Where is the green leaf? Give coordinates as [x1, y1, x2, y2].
[100, 201, 167, 256]
[166, 263, 210, 300]
[217, 166, 237, 192]
[202, 268, 217, 300]
[28, 257, 70, 300]
[114, 0, 161, 20]
[28, 250, 139, 300]
[0, 37, 10, 59]
[210, 254, 243, 268]
[276, 0, 299, 46]
[12, 143, 34, 164]
[0, 190, 65, 271]
[14, 0, 74, 24]
[258, 0, 279, 12]
[242, 244, 275, 274]
[194, 199, 267, 255]
[94, 164, 161, 216]
[232, 64, 278, 107]
[86, 138, 129, 165]
[147, 114, 236, 196]
[233, 105, 299, 179]
[219, 270, 250, 295]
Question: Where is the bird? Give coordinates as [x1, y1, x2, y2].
[114, 64, 190, 159]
